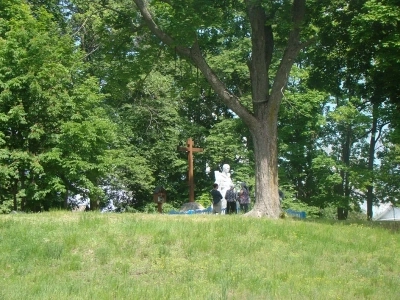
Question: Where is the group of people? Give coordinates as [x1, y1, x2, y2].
[211, 164, 251, 214]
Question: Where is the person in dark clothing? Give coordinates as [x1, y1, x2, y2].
[238, 182, 250, 213]
[211, 183, 223, 214]
[279, 189, 284, 203]
[225, 184, 237, 214]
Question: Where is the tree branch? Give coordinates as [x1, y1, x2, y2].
[375, 121, 389, 144]
[93, 3, 141, 33]
[189, 42, 257, 125]
[132, 0, 190, 56]
[245, 1, 270, 106]
[132, 0, 258, 126]
[270, 0, 306, 104]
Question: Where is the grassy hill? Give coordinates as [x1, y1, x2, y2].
[1, 212, 399, 299]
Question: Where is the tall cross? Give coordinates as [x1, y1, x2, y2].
[178, 138, 203, 202]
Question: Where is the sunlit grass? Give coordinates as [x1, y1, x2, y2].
[0, 211, 399, 299]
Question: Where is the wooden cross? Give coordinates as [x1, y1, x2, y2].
[178, 138, 203, 202]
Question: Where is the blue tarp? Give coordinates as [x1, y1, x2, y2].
[169, 206, 213, 215]
[286, 209, 306, 219]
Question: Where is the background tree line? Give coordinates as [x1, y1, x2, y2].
[0, 0, 399, 219]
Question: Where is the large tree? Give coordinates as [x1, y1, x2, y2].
[0, 0, 117, 211]
[123, 0, 311, 217]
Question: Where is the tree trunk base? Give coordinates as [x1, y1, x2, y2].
[245, 208, 280, 218]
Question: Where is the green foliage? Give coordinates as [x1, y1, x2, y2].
[280, 184, 320, 218]
[196, 191, 212, 209]
[206, 118, 252, 168]
[350, 0, 400, 105]
[302, 0, 400, 218]
[278, 65, 328, 204]
[310, 154, 345, 205]
[160, 202, 178, 213]
[0, 199, 12, 214]
[0, 0, 117, 211]
[141, 202, 158, 213]
[376, 142, 400, 203]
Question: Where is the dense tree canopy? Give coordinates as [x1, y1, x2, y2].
[0, 0, 116, 211]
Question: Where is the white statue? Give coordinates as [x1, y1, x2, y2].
[214, 164, 233, 213]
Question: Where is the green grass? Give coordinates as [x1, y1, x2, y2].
[0, 212, 399, 299]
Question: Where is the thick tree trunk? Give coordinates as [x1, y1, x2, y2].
[247, 118, 280, 218]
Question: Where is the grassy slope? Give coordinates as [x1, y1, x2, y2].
[0, 212, 399, 300]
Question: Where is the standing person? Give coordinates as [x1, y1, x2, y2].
[225, 184, 237, 214]
[211, 183, 223, 214]
[238, 182, 250, 213]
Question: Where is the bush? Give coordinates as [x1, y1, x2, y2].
[161, 203, 178, 213]
[196, 192, 212, 208]
[0, 199, 13, 214]
[124, 206, 139, 213]
[141, 202, 158, 213]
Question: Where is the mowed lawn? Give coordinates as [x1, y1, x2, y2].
[0, 211, 399, 299]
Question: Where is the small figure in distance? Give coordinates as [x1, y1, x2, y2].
[211, 183, 223, 214]
[238, 182, 250, 213]
[279, 189, 284, 204]
[225, 183, 237, 214]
